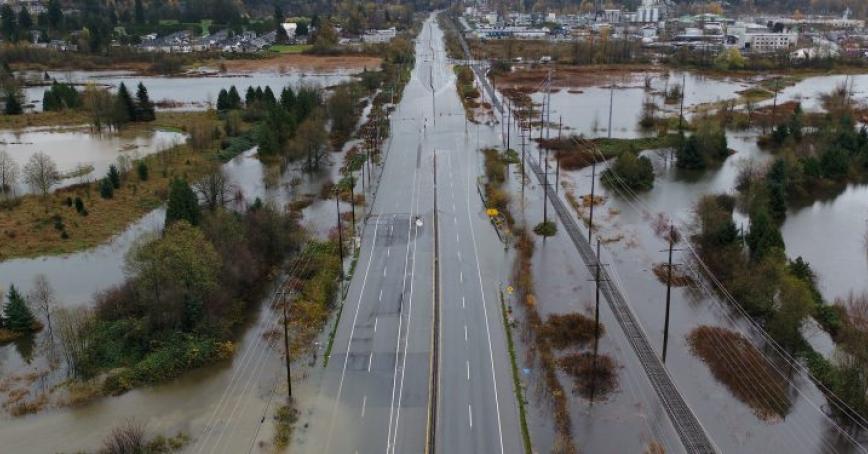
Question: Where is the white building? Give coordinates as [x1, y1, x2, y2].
[635, 0, 662, 23]
[280, 22, 297, 40]
[743, 32, 798, 53]
[362, 27, 397, 44]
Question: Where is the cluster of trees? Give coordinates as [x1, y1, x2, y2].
[42, 81, 82, 111]
[693, 193, 815, 351]
[116, 82, 155, 123]
[676, 123, 730, 170]
[54, 185, 302, 388]
[216, 83, 330, 167]
[81, 82, 155, 130]
[757, 106, 868, 222]
[601, 151, 655, 191]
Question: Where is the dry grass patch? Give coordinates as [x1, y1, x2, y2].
[541, 313, 603, 350]
[651, 263, 694, 287]
[687, 326, 790, 420]
[0, 111, 221, 259]
[558, 352, 618, 400]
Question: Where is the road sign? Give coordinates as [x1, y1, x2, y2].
[486, 208, 499, 217]
[506, 286, 514, 295]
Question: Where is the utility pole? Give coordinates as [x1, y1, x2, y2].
[506, 98, 511, 151]
[281, 290, 292, 399]
[335, 192, 345, 281]
[662, 224, 681, 364]
[679, 73, 686, 131]
[589, 239, 607, 402]
[607, 82, 614, 139]
[520, 121, 527, 192]
[350, 175, 356, 234]
[545, 69, 552, 140]
[556, 116, 562, 194]
[588, 155, 597, 243]
[543, 148, 549, 225]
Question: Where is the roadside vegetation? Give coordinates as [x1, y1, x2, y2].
[455, 65, 481, 122]
[511, 229, 576, 453]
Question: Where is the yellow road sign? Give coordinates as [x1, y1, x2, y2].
[486, 208, 499, 217]
[506, 286, 514, 295]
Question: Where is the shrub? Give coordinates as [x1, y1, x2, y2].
[541, 313, 602, 349]
[533, 221, 557, 237]
[74, 197, 85, 214]
[107, 164, 121, 189]
[558, 352, 618, 400]
[136, 162, 149, 181]
[100, 177, 114, 199]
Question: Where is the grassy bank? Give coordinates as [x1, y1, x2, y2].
[0, 111, 223, 260]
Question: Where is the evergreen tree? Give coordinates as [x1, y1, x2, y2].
[4, 285, 37, 333]
[227, 86, 241, 109]
[47, 0, 62, 30]
[254, 86, 264, 101]
[165, 178, 200, 227]
[134, 0, 144, 24]
[99, 177, 114, 198]
[113, 82, 135, 126]
[4, 89, 22, 115]
[216, 88, 229, 111]
[17, 7, 32, 31]
[1, 4, 16, 41]
[263, 86, 276, 105]
[107, 164, 121, 189]
[788, 103, 803, 142]
[746, 210, 784, 260]
[280, 86, 296, 111]
[74, 196, 85, 213]
[676, 135, 705, 170]
[274, 4, 288, 44]
[135, 82, 155, 121]
[245, 86, 256, 106]
[137, 161, 149, 181]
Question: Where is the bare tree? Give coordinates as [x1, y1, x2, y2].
[54, 306, 96, 378]
[23, 152, 59, 198]
[194, 169, 234, 211]
[28, 274, 56, 341]
[101, 420, 146, 454]
[0, 149, 19, 198]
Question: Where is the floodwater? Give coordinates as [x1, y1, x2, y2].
[764, 73, 868, 111]
[22, 69, 356, 111]
[494, 70, 868, 452]
[529, 71, 748, 139]
[1, 126, 185, 195]
[781, 184, 868, 303]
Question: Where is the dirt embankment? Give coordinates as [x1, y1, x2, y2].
[492, 64, 661, 90]
[220, 54, 381, 73]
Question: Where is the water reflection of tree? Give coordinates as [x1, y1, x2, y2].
[13, 333, 36, 364]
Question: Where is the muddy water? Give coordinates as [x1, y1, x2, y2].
[1, 127, 185, 195]
[22, 70, 356, 111]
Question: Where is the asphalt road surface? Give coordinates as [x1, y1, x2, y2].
[298, 14, 522, 454]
